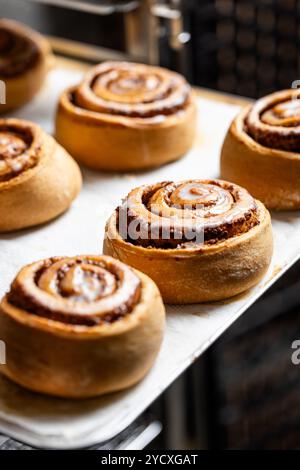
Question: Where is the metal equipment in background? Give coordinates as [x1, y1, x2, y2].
[3, 0, 191, 75]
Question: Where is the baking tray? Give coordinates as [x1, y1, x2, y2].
[0, 61, 299, 449]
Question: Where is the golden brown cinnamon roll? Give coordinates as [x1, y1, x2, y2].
[104, 179, 273, 303]
[0, 19, 52, 113]
[55, 61, 197, 171]
[0, 118, 81, 231]
[0, 255, 165, 398]
[221, 90, 300, 210]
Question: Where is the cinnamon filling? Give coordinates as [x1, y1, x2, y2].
[0, 27, 40, 77]
[0, 125, 37, 182]
[117, 180, 260, 249]
[245, 90, 300, 151]
[8, 256, 141, 326]
[71, 61, 191, 119]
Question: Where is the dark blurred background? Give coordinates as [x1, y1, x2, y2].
[1, 0, 300, 451]
[2, 0, 300, 98]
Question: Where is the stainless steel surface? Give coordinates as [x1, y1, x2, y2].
[124, 0, 159, 65]
[102, 0, 191, 66]
[0, 418, 162, 450]
[152, 0, 190, 51]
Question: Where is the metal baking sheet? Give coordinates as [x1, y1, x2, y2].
[0, 62, 299, 449]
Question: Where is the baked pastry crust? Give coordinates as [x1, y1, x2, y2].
[221, 90, 300, 210]
[104, 179, 273, 303]
[0, 255, 165, 398]
[0, 19, 52, 113]
[0, 118, 82, 231]
[55, 61, 197, 171]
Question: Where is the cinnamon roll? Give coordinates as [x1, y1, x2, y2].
[104, 179, 273, 303]
[0, 19, 52, 113]
[0, 118, 81, 231]
[221, 90, 300, 210]
[0, 255, 165, 398]
[55, 61, 197, 171]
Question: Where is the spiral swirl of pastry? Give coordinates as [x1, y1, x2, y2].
[245, 89, 300, 151]
[0, 122, 39, 182]
[7, 256, 141, 326]
[0, 22, 40, 77]
[72, 61, 191, 120]
[118, 179, 259, 249]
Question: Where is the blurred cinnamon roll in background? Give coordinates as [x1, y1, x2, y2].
[104, 179, 273, 303]
[221, 90, 300, 210]
[0, 255, 165, 398]
[55, 61, 197, 171]
[0, 118, 81, 231]
[0, 19, 52, 113]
